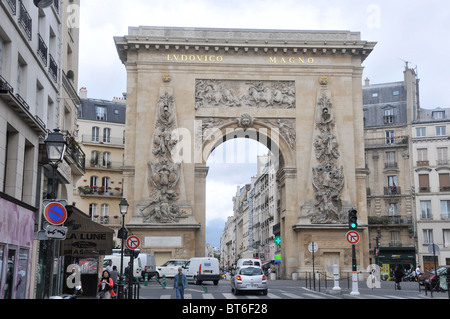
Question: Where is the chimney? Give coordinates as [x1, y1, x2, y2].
[79, 87, 87, 99]
[364, 77, 370, 87]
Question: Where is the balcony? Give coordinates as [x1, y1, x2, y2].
[18, 0, 32, 40]
[440, 186, 450, 192]
[37, 33, 48, 66]
[364, 136, 409, 149]
[384, 186, 401, 195]
[82, 135, 125, 147]
[368, 215, 412, 226]
[87, 160, 123, 170]
[419, 187, 430, 193]
[416, 161, 429, 167]
[6, 0, 16, 15]
[64, 132, 86, 175]
[48, 54, 58, 83]
[77, 185, 123, 198]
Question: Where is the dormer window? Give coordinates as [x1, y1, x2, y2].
[432, 111, 445, 120]
[384, 109, 394, 124]
[96, 105, 106, 121]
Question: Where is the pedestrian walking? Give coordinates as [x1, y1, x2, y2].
[110, 266, 119, 298]
[97, 270, 116, 299]
[394, 266, 403, 290]
[173, 267, 188, 299]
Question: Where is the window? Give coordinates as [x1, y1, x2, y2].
[432, 111, 445, 119]
[90, 176, 98, 189]
[439, 173, 450, 192]
[444, 229, 450, 248]
[372, 92, 378, 98]
[417, 148, 428, 162]
[384, 109, 394, 124]
[385, 151, 396, 168]
[441, 201, 450, 219]
[101, 204, 109, 218]
[388, 203, 398, 216]
[421, 201, 432, 219]
[102, 176, 110, 191]
[419, 174, 430, 192]
[92, 127, 99, 142]
[392, 90, 400, 96]
[416, 127, 426, 137]
[436, 126, 446, 136]
[96, 106, 106, 121]
[90, 151, 99, 166]
[385, 130, 395, 144]
[102, 152, 111, 168]
[89, 203, 97, 219]
[423, 229, 433, 245]
[16, 248, 29, 299]
[390, 231, 401, 246]
[437, 147, 448, 165]
[103, 128, 111, 143]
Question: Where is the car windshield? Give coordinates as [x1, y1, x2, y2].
[239, 267, 263, 276]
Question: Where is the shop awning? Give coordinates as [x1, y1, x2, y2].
[61, 205, 114, 257]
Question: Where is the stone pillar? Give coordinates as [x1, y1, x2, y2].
[194, 165, 209, 256]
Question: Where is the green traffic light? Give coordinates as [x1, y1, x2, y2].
[350, 222, 357, 229]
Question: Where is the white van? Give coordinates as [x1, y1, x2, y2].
[139, 253, 157, 279]
[103, 255, 142, 280]
[184, 257, 221, 285]
[235, 258, 262, 273]
[156, 259, 189, 278]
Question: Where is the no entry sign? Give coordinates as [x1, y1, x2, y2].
[346, 231, 360, 245]
[126, 235, 140, 250]
[44, 202, 67, 226]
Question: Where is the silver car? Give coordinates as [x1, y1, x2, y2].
[231, 267, 268, 295]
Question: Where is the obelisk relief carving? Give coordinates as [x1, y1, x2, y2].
[308, 78, 346, 224]
[138, 88, 189, 223]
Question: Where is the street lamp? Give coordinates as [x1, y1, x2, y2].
[33, 0, 54, 8]
[117, 198, 129, 299]
[43, 128, 66, 298]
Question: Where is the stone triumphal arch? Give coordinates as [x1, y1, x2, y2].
[114, 27, 375, 278]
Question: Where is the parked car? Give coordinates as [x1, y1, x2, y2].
[231, 266, 268, 295]
[418, 265, 450, 290]
[156, 259, 188, 278]
[184, 257, 221, 285]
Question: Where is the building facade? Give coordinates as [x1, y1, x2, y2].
[0, 0, 85, 299]
[363, 68, 418, 277]
[73, 88, 126, 244]
[412, 107, 450, 270]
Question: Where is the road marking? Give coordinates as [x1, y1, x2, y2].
[222, 293, 238, 299]
[282, 292, 302, 299]
[302, 293, 326, 299]
[203, 293, 215, 299]
[184, 294, 192, 299]
[267, 293, 282, 299]
[161, 294, 171, 299]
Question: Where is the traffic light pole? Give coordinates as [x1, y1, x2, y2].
[351, 244, 360, 295]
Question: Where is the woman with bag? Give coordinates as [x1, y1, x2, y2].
[97, 270, 116, 299]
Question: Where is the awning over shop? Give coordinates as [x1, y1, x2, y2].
[61, 205, 113, 257]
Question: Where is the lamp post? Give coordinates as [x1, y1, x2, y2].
[117, 198, 129, 299]
[33, 0, 54, 8]
[43, 128, 66, 298]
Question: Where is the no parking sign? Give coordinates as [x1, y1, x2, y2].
[44, 201, 67, 226]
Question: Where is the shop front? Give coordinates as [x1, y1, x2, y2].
[0, 193, 36, 299]
[61, 206, 114, 297]
[376, 247, 416, 281]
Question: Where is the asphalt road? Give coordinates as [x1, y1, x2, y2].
[137, 277, 449, 300]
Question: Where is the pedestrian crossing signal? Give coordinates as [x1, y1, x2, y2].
[348, 209, 357, 230]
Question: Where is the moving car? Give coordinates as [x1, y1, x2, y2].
[231, 266, 268, 295]
[235, 258, 262, 274]
[418, 265, 450, 290]
[184, 257, 221, 285]
[156, 259, 188, 278]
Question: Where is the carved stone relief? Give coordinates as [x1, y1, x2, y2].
[195, 79, 295, 109]
[138, 90, 187, 223]
[308, 80, 347, 224]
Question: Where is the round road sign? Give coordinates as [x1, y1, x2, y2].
[44, 202, 67, 226]
[126, 235, 140, 250]
[346, 231, 360, 245]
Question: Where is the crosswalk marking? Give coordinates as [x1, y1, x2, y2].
[282, 292, 303, 299]
[267, 293, 281, 299]
[222, 293, 238, 299]
[202, 293, 215, 299]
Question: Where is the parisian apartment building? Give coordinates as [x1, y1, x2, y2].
[0, 0, 85, 299]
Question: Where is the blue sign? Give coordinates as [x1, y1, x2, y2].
[44, 202, 67, 226]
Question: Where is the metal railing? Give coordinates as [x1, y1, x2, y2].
[18, 0, 32, 40]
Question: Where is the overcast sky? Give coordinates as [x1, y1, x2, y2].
[77, 0, 450, 247]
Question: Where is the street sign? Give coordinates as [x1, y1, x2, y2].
[45, 223, 68, 240]
[126, 235, 140, 250]
[44, 202, 67, 225]
[274, 236, 281, 246]
[308, 241, 318, 253]
[428, 244, 440, 254]
[346, 231, 360, 245]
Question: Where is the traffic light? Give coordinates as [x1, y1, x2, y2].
[348, 209, 357, 230]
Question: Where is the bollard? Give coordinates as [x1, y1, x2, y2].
[162, 274, 166, 288]
[332, 264, 341, 291]
[144, 273, 148, 286]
